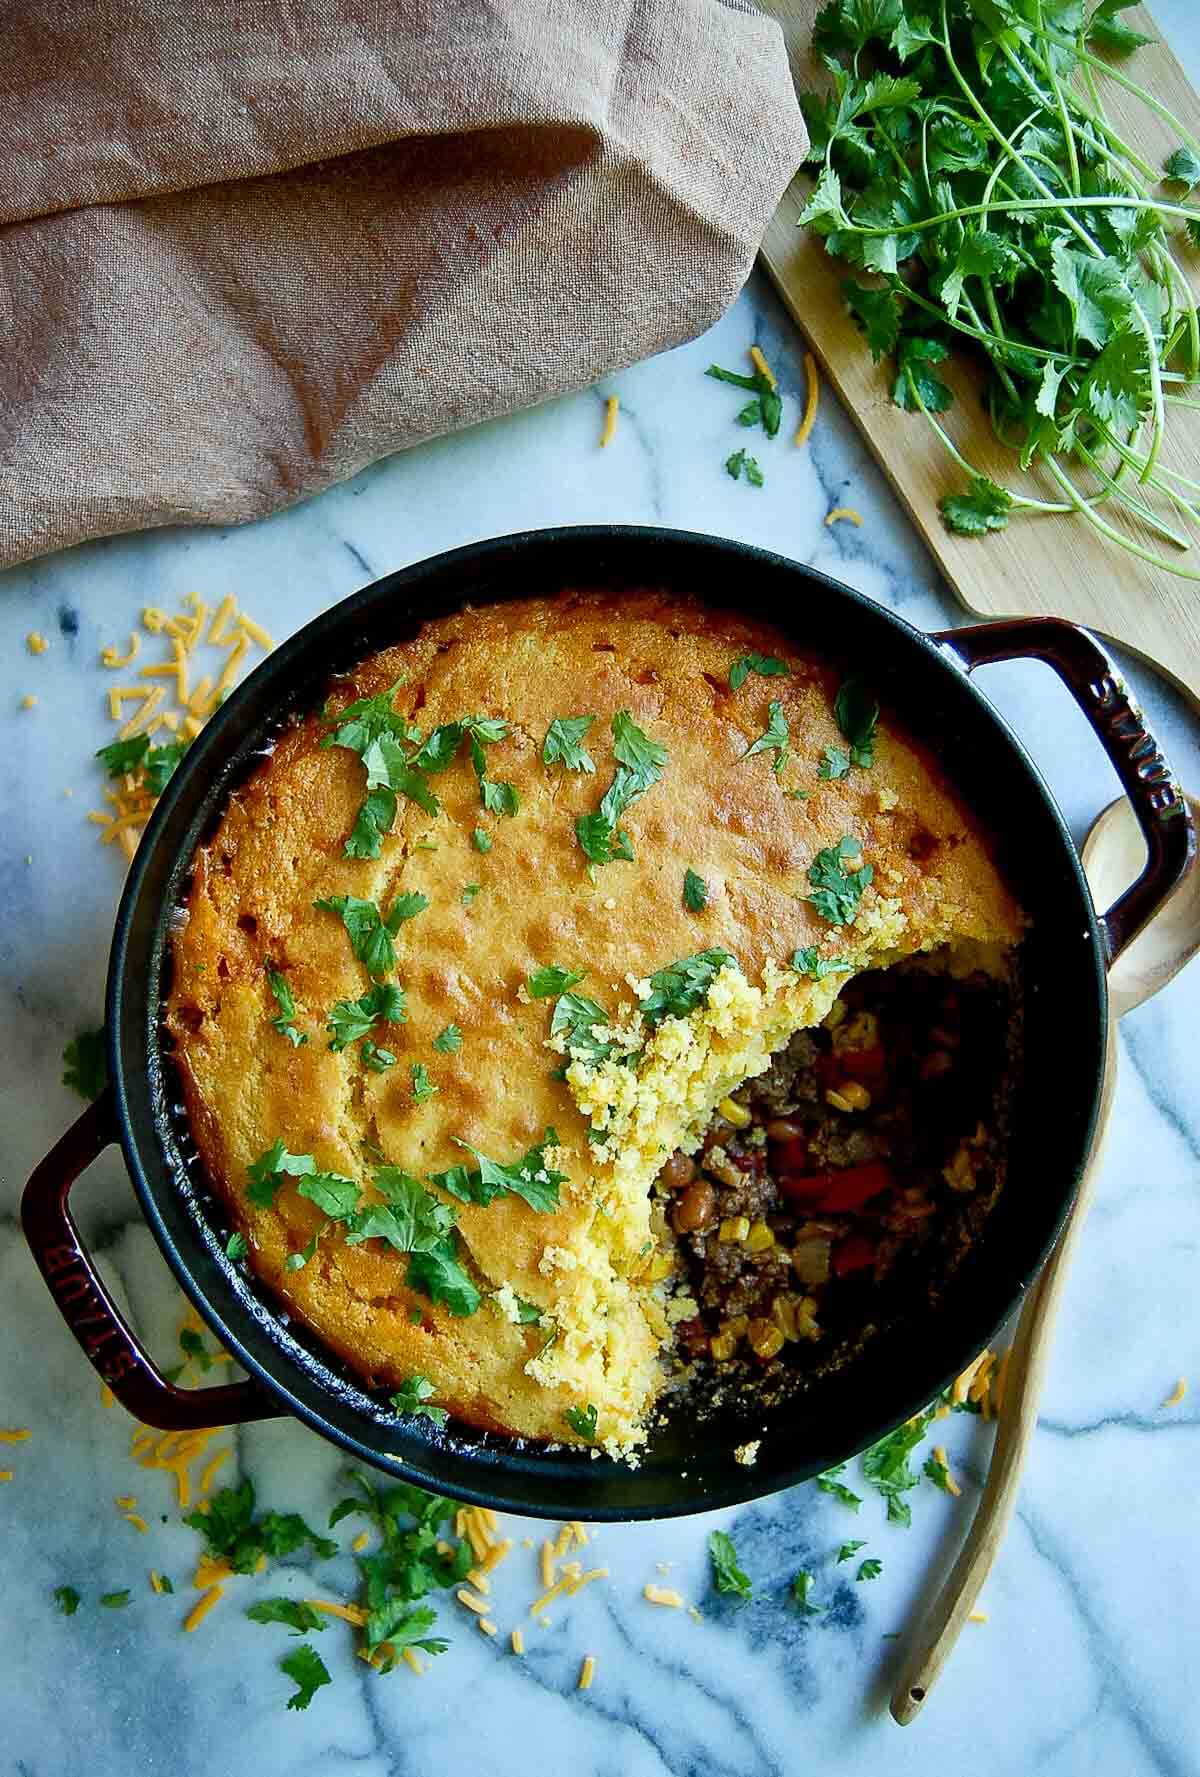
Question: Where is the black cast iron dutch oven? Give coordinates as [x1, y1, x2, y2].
[23, 527, 1195, 1520]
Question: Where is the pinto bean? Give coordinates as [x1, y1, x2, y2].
[658, 1151, 696, 1191]
[673, 1180, 718, 1233]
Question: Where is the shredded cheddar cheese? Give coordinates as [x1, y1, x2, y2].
[20, 695, 37, 710]
[479, 1617, 498, 1636]
[540, 1539, 556, 1590]
[968, 1610, 989, 1623]
[0, 1429, 31, 1443]
[141, 607, 167, 633]
[825, 506, 864, 527]
[456, 1588, 490, 1616]
[749, 345, 776, 389]
[183, 1585, 224, 1631]
[1163, 1376, 1188, 1407]
[933, 1444, 962, 1498]
[794, 351, 820, 445]
[511, 1627, 525, 1655]
[578, 1654, 596, 1690]
[101, 634, 141, 668]
[599, 395, 619, 448]
[553, 1523, 573, 1561]
[208, 595, 238, 644]
[150, 1570, 165, 1594]
[402, 1646, 424, 1674]
[467, 1569, 492, 1595]
[643, 1584, 685, 1608]
[124, 1512, 150, 1534]
[26, 631, 48, 655]
[198, 1448, 229, 1495]
[306, 1598, 368, 1626]
[352, 1530, 370, 1554]
[480, 1537, 513, 1573]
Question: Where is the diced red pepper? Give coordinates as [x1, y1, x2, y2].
[831, 1232, 877, 1275]
[839, 1042, 887, 1087]
[780, 1160, 893, 1214]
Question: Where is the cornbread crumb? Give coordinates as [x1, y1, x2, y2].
[733, 1439, 761, 1467]
[876, 786, 900, 812]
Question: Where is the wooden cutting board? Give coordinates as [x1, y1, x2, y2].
[757, 2, 1200, 706]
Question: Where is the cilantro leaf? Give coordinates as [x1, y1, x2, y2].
[708, 1530, 753, 1602]
[411, 1062, 439, 1105]
[461, 883, 481, 906]
[62, 1028, 107, 1101]
[817, 1470, 862, 1510]
[923, 1450, 954, 1491]
[406, 1239, 481, 1317]
[390, 1374, 448, 1426]
[1050, 242, 1133, 350]
[1164, 146, 1200, 192]
[246, 1598, 327, 1635]
[225, 1232, 248, 1263]
[297, 1171, 360, 1219]
[844, 279, 902, 362]
[96, 733, 151, 776]
[862, 1409, 935, 1524]
[564, 1403, 598, 1441]
[345, 786, 398, 860]
[326, 982, 406, 1052]
[185, 1479, 338, 1576]
[819, 745, 851, 780]
[313, 892, 427, 980]
[543, 715, 597, 773]
[472, 827, 492, 853]
[433, 1129, 566, 1214]
[142, 741, 189, 796]
[940, 475, 1013, 536]
[807, 835, 873, 926]
[857, 1558, 883, 1581]
[96, 732, 187, 795]
[550, 991, 620, 1065]
[527, 965, 587, 999]
[100, 1591, 130, 1609]
[836, 1540, 867, 1563]
[729, 653, 788, 691]
[894, 336, 953, 412]
[1087, 1, 1152, 53]
[179, 1327, 211, 1372]
[834, 676, 879, 767]
[53, 1585, 81, 1615]
[743, 699, 789, 762]
[360, 1040, 396, 1073]
[432, 1024, 463, 1054]
[789, 947, 852, 980]
[791, 1570, 823, 1615]
[725, 448, 765, 486]
[683, 868, 708, 913]
[266, 968, 309, 1046]
[575, 712, 666, 864]
[351, 1169, 456, 1253]
[612, 710, 668, 792]
[281, 1643, 331, 1711]
[706, 363, 761, 390]
[641, 949, 736, 1026]
[246, 1140, 316, 1209]
[320, 683, 410, 758]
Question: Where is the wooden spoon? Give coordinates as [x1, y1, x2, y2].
[890, 792, 1200, 1725]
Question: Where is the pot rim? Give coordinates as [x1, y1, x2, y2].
[104, 524, 1110, 1518]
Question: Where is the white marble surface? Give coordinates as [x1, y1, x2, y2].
[4, 11, 1200, 1766]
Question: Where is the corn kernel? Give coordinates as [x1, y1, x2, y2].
[720, 1314, 749, 1339]
[646, 1253, 674, 1282]
[710, 1331, 738, 1362]
[745, 1221, 775, 1253]
[747, 1319, 785, 1360]
[826, 1081, 871, 1113]
[770, 1294, 799, 1339]
[718, 1215, 751, 1243]
[717, 1096, 752, 1129]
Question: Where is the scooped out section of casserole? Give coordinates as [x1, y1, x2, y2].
[164, 590, 1023, 1460]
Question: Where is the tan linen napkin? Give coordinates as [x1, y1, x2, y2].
[0, 0, 806, 570]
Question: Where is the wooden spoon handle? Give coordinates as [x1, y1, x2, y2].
[889, 1019, 1119, 1724]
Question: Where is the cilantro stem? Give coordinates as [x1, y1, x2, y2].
[1073, 442, 1191, 551]
[849, 190, 1200, 241]
[1034, 1, 1081, 198]
[1032, 25, 1200, 165]
[903, 371, 1069, 515]
[1046, 458, 1200, 581]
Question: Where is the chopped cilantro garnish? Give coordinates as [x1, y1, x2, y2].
[575, 711, 666, 864]
[432, 1024, 463, 1054]
[708, 1530, 753, 1602]
[100, 1590, 131, 1609]
[266, 967, 308, 1046]
[281, 1643, 331, 1711]
[527, 965, 587, 999]
[62, 1028, 107, 1101]
[297, 1172, 360, 1219]
[564, 1403, 598, 1442]
[411, 1062, 439, 1105]
[725, 449, 764, 487]
[285, 1231, 321, 1271]
[360, 1040, 396, 1073]
[923, 1451, 953, 1492]
[430, 1129, 566, 1214]
[683, 868, 708, 913]
[836, 1541, 866, 1564]
[641, 949, 735, 1027]
[807, 836, 872, 926]
[461, 883, 481, 906]
[53, 1585, 81, 1615]
[405, 1240, 480, 1317]
[708, 362, 782, 438]
[857, 1558, 883, 1581]
[862, 1409, 937, 1526]
[313, 892, 427, 980]
[96, 733, 152, 776]
[543, 715, 596, 773]
[791, 1570, 823, 1615]
[326, 981, 406, 1052]
[729, 653, 788, 691]
[246, 1598, 327, 1635]
[96, 732, 188, 796]
[833, 676, 879, 769]
[549, 991, 620, 1065]
[225, 1232, 248, 1263]
[328, 1471, 465, 1671]
[178, 1327, 211, 1373]
[816, 1467, 862, 1510]
[513, 1295, 543, 1324]
[819, 745, 851, 780]
[744, 699, 789, 764]
[789, 947, 852, 981]
[390, 1374, 448, 1426]
[184, 1478, 338, 1575]
[472, 828, 492, 853]
[158, 1575, 175, 1594]
[246, 1140, 317, 1209]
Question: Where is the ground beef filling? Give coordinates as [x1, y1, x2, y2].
[660, 962, 1008, 1368]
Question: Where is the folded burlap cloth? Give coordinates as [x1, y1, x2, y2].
[0, 0, 806, 569]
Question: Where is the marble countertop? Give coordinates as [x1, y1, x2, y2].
[4, 11, 1200, 1767]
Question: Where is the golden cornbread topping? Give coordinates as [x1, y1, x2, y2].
[164, 590, 1023, 1458]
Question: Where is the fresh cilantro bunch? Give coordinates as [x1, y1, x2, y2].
[329, 1473, 468, 1669]
[799, 0, 1200, 574]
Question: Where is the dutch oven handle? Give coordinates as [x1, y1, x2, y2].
[932, 617, 1195, 964]
[22, 1092, 281, 1430]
